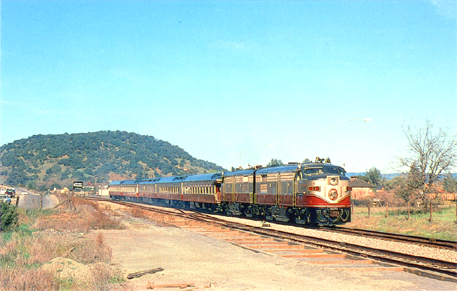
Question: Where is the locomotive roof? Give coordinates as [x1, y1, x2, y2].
[255, 164, 300, 174]
[183, 173, 222, 182]
[302, 162, 342, 168]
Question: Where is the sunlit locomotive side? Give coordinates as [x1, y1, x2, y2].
[109, 158, 351, 226]
[220, 158, 351, 226]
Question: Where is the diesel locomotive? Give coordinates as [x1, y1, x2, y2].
[109, 158, 352, 226]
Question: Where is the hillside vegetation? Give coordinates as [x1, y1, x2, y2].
[0, 131, 224, 190]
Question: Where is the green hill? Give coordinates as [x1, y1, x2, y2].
[0, 131, 224, 191]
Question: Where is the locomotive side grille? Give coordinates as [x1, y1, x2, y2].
[260, 184, 268, 193]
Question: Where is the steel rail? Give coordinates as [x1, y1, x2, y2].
[320, 226, 457, 250]
[179, 211, 457, 282]
[88, 197, 457, 282]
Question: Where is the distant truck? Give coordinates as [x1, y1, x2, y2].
[5, 188, 15, 198]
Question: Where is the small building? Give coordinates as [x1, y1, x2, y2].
[349, 178, 376, 200]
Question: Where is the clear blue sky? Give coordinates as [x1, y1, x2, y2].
[1, 0, 456, 173]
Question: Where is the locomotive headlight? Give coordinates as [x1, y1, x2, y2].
[328, 176, 339, 186]
[328, 189, 338, 201]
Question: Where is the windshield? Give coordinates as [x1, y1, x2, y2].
[324, 166, 346, 175]
[302, 166, 346, 176]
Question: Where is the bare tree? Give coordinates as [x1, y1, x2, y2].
[399, 120, 457, 210]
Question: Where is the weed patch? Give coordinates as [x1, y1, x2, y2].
[0, 198, 125, 290]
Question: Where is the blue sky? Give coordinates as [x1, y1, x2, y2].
[1, 0, 456, 173]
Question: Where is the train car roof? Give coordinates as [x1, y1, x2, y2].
[183, 173, 222, 182]
[155, 175, 188, 184]
[223, 169, 256, 177]
[138, 178, 162, 184]
[109, 180, 138, 185]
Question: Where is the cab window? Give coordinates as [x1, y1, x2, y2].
[303, 167, 323, 176]
[324, 166, 346, 175]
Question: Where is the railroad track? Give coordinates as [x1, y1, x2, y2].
[320, 226, 457, 250]
[89, 197, 457, 282]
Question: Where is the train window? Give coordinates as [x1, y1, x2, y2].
[323, 166, 346, 175]
[303, 168, 323, 176]
[303, 166, 346, 176]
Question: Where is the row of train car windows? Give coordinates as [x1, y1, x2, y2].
[184, 186, 216, 194]
[135, 185, 217, 195]
[111, 186, 218, 195]
[158, 187, 179, 194]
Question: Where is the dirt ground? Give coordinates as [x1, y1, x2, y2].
[95, 214, 457, 291]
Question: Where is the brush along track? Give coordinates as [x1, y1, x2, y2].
[319, 226, 457, 250]
[90, 197, 457, 282]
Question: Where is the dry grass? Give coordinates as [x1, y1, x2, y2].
[347, 205, 457, 240]
[0, 197, 125, 290]
[0, 268, 57, 290]
[33, 197, 125, 233]
[129, 207, 147, 218]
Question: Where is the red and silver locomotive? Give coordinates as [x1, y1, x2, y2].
[109, 158, 351, 226]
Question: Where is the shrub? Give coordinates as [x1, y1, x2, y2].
[0, 203, 19, 231]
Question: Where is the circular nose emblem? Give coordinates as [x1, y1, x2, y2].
[328, 189, 338, 200]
